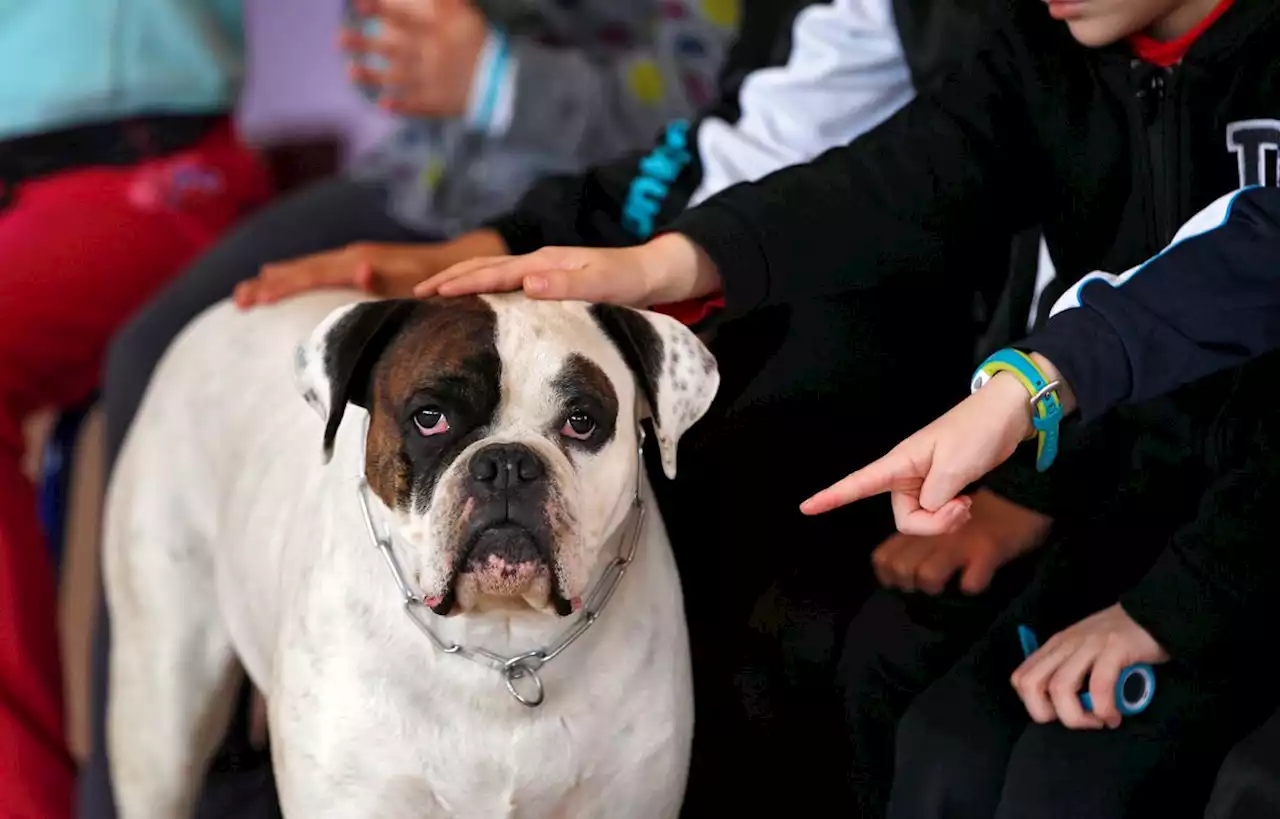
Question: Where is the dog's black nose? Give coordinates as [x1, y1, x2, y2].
[468, 443, 546, 491]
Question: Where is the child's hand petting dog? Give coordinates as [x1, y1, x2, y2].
[234, 230, 508, 308]
[416, 234, 724, 307]
[870, 489, 1051, 595]
[1011, 604, 1169, 730]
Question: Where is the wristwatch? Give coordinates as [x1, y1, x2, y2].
[971, 348, 1063, 472]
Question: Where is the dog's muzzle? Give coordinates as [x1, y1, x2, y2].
[434, 442, 573, 616]
[461, 525, 547, 592]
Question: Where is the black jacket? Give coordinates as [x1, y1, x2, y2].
[669, 0, 1280, 320]
[1120, 352, 1280, 663]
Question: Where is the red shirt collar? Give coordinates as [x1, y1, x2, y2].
[1128, 0, 1234, 67]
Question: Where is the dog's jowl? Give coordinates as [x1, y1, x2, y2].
[104, 290, 718, 818]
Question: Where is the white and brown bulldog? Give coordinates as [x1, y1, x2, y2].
[104, 290, 718, 818]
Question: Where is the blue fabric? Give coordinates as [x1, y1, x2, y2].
[38, 399, 97, 578]
[0, 0, 243, 140]
[621, 119, 692, 239]
[465, 27, 512, 133]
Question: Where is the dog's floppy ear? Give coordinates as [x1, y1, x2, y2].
[294, 299, 419, 462]
[590, 304, 720, 479]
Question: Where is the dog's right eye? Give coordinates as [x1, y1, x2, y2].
[561, 410, 597, 441]
[413, 408, 450, 437]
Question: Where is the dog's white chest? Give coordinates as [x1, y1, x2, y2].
[282, 687, 655, 817]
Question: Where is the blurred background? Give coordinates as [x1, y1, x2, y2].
[22, 0, 395, 764]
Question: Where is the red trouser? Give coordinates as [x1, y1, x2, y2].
[0, 120, 271, 818]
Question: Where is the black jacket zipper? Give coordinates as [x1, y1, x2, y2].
[1138, 67, 1179, 247]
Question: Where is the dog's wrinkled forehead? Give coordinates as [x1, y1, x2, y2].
[484, 295, 635, 430]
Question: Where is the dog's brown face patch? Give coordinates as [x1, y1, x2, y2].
[363, 297, 501, 514]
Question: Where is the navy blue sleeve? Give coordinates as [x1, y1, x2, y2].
[1020, 186, 1280, 422]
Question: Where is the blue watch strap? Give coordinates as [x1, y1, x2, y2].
[972, 348, 1063, 472]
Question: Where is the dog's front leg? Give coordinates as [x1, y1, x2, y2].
[105, 485, 244, 819]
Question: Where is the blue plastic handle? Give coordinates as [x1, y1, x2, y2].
[1016, 625, 1156, 716]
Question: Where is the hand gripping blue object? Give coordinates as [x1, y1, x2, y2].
[1017, 625, 1156, 717]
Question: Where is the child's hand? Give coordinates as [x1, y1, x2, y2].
[413, 234, 723, 307]
[800, 373, 1035, 533]
[343, 0, 488, 118]
[871, 489, 1052, 595]
[234, 230, 508, 308]
[1011, 604, 1169, 730]
[800, 356, 1075, 535]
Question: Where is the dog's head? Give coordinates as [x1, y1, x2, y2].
[295, 294, 719, 617]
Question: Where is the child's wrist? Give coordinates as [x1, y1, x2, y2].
[986, 372, 1038, 441]
[644, 233, 722, 305]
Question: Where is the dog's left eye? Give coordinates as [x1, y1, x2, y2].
[561, 411, 597, 441]
[413, 407, 450, 437]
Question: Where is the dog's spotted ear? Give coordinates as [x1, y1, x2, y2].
[590, 304, 720, 480]
[294, 299, 419, 462]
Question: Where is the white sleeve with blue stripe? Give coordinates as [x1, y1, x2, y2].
[689, 0, 913, 207]
[1020, 186, 1280, 421]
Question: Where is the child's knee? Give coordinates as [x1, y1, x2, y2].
[995, 728, 1127, 819]
[837, 592, 916, 719]
[888, 687, 1008, 819]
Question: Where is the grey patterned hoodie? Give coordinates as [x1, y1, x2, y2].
[350, 0, 738, 237]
